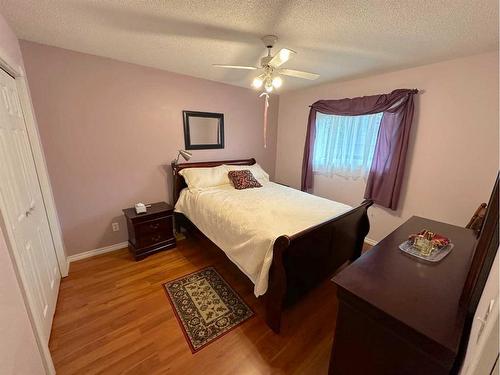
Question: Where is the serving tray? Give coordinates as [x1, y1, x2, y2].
[399, 240, 454, 262]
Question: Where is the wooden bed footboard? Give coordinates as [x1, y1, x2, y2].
[265, 200, 372, 333]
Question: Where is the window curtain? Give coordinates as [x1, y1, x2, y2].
[313, 112, 383, 179]
[301, 89, 418, 210]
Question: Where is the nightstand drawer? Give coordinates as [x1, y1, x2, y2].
[136, 217, 173, 247]
[136, 216, 171, 236]
[137, 233, 170, 249]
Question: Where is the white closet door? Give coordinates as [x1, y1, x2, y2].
[0, 68, 60, 341]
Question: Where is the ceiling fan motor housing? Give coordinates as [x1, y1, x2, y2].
[261, 35, 278, 49]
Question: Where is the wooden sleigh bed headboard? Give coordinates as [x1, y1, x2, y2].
[171, 158, 256, 205]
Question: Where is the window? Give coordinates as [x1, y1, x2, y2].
[312, 112, 383, 179]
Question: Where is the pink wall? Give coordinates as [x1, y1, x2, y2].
[0, 14, 23, 71]
[275, 52, 499, 242]
[20, 41, 279, 255]
[0, 13, 45, 375]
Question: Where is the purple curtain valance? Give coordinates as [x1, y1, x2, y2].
[301, 89, 418, 210]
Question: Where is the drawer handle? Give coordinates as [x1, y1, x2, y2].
[151, 235, 162, 242]
[149, 223, 160, 230]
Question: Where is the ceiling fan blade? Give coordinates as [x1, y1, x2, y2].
[213, 64, 259, 70]
[279, 69, 320, 80]
[268, 48, 296, 68]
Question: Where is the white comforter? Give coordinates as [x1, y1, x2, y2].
[174, 182, 352, 297]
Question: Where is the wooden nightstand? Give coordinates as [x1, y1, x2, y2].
[123, 202, 176, 260]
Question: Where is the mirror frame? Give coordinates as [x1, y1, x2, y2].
[182, 110, 225, 150]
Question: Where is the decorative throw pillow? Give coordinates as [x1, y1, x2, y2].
[224, 163, 270, 183]
[228, 170, 262, 190]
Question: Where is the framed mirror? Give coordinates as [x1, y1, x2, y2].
[183, 110, 224, 150]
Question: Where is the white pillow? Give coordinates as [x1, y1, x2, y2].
[224, 163, 270, 183]
[179, 165, 230, 190]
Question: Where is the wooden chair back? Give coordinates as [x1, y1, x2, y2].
[466, 203, 488, 234]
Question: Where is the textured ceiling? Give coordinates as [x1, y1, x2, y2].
[0, 0, 498, 92]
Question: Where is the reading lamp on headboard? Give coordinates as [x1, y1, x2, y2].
[173, 149, 192, 165]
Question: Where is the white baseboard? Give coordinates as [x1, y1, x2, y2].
[364, 237, 378, 246]
[67, 241, 128, 263]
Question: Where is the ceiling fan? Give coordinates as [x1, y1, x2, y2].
[213, 35, 320, 92]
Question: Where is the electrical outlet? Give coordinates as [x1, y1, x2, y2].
[112, 222, 119, 232]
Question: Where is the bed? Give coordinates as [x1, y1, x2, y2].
[172, 158, 372, 333]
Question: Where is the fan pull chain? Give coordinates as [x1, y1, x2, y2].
[259, 92, 269, 148]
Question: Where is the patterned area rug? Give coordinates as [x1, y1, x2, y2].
[164, 267, 254, 353]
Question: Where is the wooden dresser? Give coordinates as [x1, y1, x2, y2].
[123, 202, 176, 260]
[329, 216, 477, 375]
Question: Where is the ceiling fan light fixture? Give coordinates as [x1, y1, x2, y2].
[272, 76, 282, 88]
[252, 77, 263, 89]
[265, 83, 273, 93]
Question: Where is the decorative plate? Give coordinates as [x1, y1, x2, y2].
[399, 240, 454, 262]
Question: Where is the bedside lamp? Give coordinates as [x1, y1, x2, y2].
[173, 149, 192, 164]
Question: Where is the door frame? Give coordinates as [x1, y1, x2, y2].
[0, 53, 66, 374]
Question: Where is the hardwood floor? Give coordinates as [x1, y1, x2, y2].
[49, 236, 370, 374]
